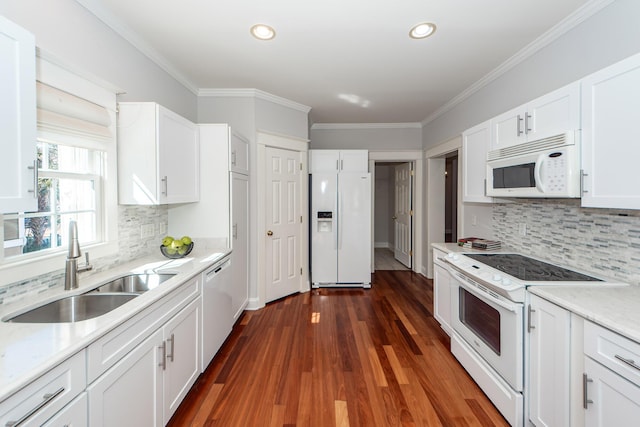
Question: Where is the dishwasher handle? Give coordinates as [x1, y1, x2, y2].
[206, 259, 231, 281]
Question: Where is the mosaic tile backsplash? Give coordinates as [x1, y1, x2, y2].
[493, 199, 640, 285]
[0, 205, 169, 305]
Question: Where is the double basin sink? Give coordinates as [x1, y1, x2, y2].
[5, 273, 175, 323]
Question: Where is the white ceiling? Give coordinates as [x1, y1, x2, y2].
[77, 0, 594, 125]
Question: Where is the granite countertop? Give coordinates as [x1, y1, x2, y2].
[0, 245, 231, 402]
[529, 284, 640, 344]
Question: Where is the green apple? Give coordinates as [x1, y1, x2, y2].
[165, 247, 177, 255]
[180, 236, 192, 246]
[170, 239, 184, 250]
[178, 246, 188, 255]
[162, 236, 174, 247]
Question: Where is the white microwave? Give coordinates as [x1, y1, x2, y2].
[486, 132, 581, 198]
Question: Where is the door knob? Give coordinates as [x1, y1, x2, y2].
[267, 230, 273, 236]
[392, 216, 397, 220]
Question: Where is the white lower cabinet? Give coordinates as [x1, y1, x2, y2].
[42, 392, 87, 427]
[527, 293, 571, 427]
[583, 320, 640, 426]
[0, 350, 86, 427]
[433, 261, 452, 336]
[88, 296, 201, 426]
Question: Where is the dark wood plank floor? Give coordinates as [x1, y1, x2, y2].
[168, 271, 509, 427]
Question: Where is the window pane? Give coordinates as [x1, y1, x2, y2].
[24, 215, 53, 253]
[58, 179, 95, 212]
[4, 218, 19, 240]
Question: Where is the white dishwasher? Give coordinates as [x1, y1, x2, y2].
[201, 255, 233, 372]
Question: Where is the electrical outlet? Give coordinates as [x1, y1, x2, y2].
[140, 223, 154, 238]
[519, 223, 527, 236]
[471, 215, 478, 226]
[159, 222, 167, 235]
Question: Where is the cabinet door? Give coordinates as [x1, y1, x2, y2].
[163, 297, 201, 423]
[490, 105, 525, 150]
[433, 263, 452, 335]
[42, 393, 87, 427]
[581, 52, 640, 209]
[584, 357, 640, 427]
[309, 150, 340, 172]
[0, 16, 37, 214]
[158, 106, 200, 204]
[87, 328, 164, 427]
[527, 82, 580, 142]
[339, 150, 368, 172]
[230, 132, 249, 174]
[527, 294, 571, 427]
[231, 172, 249, 320]
[462, 121, 492, 203]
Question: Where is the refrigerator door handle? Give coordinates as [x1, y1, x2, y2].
[336, 190, 341, 250]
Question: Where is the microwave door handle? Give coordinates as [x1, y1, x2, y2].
[534, 154, 546, 193]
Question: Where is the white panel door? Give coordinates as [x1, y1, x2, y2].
[393, 163, 412, 268]
[337, 173, 371, 284]
[266, 147, 301, 302]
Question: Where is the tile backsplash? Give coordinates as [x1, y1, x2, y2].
[493, 199, 640, 285]
[0, 205, 168, 305]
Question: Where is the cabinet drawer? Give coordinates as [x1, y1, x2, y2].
[0, 350, 86, 427]
[87, 275, 200, 382]
[584, 320, 640, 387]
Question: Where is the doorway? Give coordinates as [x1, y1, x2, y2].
[373, 161, 412, 271]
[445, 154, 458, 243]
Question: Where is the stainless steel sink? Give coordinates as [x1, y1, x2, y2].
[90, 273, 175, 294]
[5, 294, 138, 323]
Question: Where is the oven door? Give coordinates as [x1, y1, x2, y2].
[450, 271, 524, 392]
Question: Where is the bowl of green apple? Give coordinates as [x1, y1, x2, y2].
[160, 235, 194, 259]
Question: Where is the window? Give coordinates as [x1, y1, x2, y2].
[3, 141, 104, 258]
[0, 55, 117, 282]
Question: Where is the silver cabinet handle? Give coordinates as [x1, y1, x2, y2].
[233, 223, 238, 239]
[27, 160, 38, 197]
[580, 170, 588, 195]
[167, 333, 175, 363]
[231, 150, 237, 166]
[525, 113, 532, 134]
[527, 305, 536, 333]
[583, 373, 593, 409]
[5, 387, 65, 427]
[159, 341, 167, 370]
[517, 114, 524, 136]
[615, 354, 640, 371]
[161, 176, 168, 196]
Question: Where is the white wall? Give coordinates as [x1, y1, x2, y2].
[422, 0, 640, 149]
[0, 0, 198, 121]
[311, 125, 422, 150]
[374, 164, 393, 247]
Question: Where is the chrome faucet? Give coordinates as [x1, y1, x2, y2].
[64, 220, 93, 290]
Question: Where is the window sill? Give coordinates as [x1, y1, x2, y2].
[0, 241, 118, 287]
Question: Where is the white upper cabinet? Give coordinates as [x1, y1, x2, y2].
[117, 102, 199, 205]
[0, 17, 37, 214]
[580, 52, 640, 210]
[309, 149, 368, 173]
[462, 120, 492, 203]
[490, 82, 580, 151]
[230, 131, 249, 175]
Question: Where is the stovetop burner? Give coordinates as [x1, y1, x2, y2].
[464, 253, 602, 282]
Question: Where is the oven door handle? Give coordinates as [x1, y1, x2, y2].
[453, 275, 522, 314]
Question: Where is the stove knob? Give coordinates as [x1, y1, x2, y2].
[492, 274, 502, 282]
[502, 278, 512, 286]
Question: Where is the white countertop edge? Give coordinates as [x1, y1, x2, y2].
[0, 247, 231, 402]
[529, 284, 640, 344]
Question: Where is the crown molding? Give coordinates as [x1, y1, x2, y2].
[421, 0, 616, 126]
[75, 0, 199, 95]
[310, 122, 422, 130]
[198, 88, 311, 113]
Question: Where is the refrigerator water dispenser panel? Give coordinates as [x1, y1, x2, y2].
[317, 211, 333, 232]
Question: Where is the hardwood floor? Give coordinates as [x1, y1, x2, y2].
[168, 271, 509, 427]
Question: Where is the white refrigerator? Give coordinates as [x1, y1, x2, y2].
[311, 172, 372, 287]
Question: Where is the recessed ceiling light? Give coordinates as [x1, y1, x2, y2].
[409, 22, 436, 39]
[250, 24, 276, 40]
